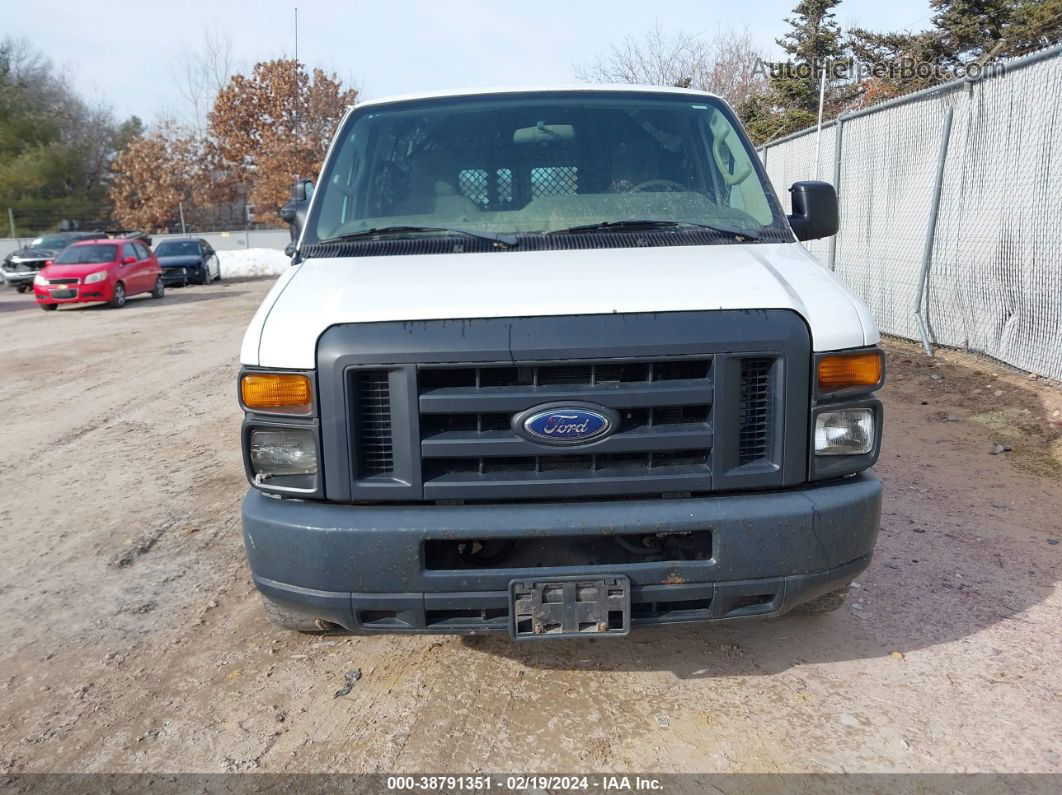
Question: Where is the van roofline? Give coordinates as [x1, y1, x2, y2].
[354, 83, 725, 110]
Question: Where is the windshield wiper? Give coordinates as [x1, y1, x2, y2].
[314, 225, 518, 248]
[546, 219, 759, 240]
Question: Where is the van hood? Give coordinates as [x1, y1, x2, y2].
[243, 242, 877, 368]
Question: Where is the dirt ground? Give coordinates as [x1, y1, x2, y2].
[0, 278, 1060, 777]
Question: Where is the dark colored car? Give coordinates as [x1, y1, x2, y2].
[154, 238, 221, 286]
[2, 232, 101, 292]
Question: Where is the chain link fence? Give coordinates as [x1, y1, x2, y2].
[758, 44, 1062, 381]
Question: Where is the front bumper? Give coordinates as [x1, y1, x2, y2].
[2, 270, 35, 286]
[242, 472, 881, 634]
[34, 282, 111, 305]
[161, 265, 205, 284]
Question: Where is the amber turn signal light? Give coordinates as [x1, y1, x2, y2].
[817, 350, 883, 393]
[241, 372, 312, 414]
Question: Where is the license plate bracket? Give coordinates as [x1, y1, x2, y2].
[510, 575, 630, 640]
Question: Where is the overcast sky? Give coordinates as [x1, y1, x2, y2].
[8, 0, 933, 123]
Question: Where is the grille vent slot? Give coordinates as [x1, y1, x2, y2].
[419, 404, 709, 437]
[355, 370, 394, 477]
[423, 449, 710, 480]
[418, 359, 710, 390]
[738, 357, 775, 465]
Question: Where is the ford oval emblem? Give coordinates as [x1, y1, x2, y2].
[516, 404, 616, 446]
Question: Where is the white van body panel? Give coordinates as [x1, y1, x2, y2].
[356, 83, 723, 110]
[239, 262, 302, 366]
[242, 242, 878, 369]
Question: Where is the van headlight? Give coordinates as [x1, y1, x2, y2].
[247, 427, 319, 493]
[249, 428, 318, 476]
[84, 271, 108, 284]
[814, 408, 874, 455]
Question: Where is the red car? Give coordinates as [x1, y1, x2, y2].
[33, 238, 165, 310]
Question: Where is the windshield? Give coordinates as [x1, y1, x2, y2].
[54, 244, 117, 265]
[29, 235, 76, 249]
[155, 241, 200, 256]
[307, 91, 788, 248]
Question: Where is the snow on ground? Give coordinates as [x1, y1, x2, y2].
[217, 247, 290, 279]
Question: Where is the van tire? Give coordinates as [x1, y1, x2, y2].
[260, 594, 332, 633]
[794, 586, 850, 615]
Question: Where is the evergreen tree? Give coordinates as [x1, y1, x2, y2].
[848, 0, 1062, 99]
[775, 0, 847, 113]
[932, 0, 1062, 62]
[746, 0, 850, 143]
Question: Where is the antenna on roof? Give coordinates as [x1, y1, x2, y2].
[293, 6, 299, 197]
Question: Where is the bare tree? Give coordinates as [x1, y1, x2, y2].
[170, 30, 234, 135]
[575, 23, 769, 108]
[1, 36, 82, 118]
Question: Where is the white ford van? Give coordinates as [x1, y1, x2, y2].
[238, 86, 883, 639]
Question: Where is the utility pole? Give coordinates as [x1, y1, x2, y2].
[8, 208, 15, 239]
[179, 201, 187, 236]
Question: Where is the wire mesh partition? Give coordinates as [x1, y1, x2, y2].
[758, 45, 1062, 381]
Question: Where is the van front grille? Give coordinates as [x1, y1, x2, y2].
[416, 358, 713, 499]
[323, 310, 809, 502]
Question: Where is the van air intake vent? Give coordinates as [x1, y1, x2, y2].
[356, 370, 394, 477]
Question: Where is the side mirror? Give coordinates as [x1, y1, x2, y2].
[279, 204, 298, 224]
[294, 178, 315, 202]
[280, 178, 315, 242]
[787, 180, 838, 241]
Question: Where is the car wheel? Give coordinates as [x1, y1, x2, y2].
[16, 284, 29, 294]
[151, 276, 165, 299]
[198, 265, 210, 285]
[260, 594, 335, 633]
[109, 281, 126, 308]
[41, 303, 58, 311]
